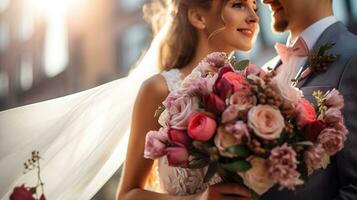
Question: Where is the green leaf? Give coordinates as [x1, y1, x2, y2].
[234, 59, 250, 71]
[221, 160, 252, 172]
[189, 159, 209, 169]
[204, 163, 218, 183]
[190, 150, 207, 159]
[317, 43, 335, 56]
[225, 145, 252, 158]
[154, 106, 165, 118]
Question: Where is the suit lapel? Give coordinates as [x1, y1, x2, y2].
[295, 61, 311, 88]
[273, 59, 282, 71]
[296, 22, 347, 88]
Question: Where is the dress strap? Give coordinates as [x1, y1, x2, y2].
[161, 69, 183, 92]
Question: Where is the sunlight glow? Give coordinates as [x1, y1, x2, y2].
[26, 0, 85, 16]
[24, 0, 86, 77]
[0, 0, 10, 13]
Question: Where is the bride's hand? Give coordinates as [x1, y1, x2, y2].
[193, 183, 252, 200]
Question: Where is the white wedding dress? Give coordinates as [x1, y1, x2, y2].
[157, 69, 221, 196]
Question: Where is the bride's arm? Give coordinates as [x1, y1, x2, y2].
[116, 74, 182, 200]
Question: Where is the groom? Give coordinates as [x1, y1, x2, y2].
[261, 0, 357, 199]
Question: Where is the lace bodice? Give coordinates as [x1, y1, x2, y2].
[158, 69, 221, 196]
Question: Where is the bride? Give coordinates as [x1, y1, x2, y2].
[0, 0, 259, 199]
[117, 0, 259, 200]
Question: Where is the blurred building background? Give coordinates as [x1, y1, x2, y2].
[0, 0, 356, 199]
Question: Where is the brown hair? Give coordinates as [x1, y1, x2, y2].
[142, 0, 227, 191]
[144, 0, 217, 71]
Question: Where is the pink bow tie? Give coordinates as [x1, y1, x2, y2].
[275, 37, 309, 63]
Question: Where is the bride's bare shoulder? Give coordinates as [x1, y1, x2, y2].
[137, 73, 169, 102]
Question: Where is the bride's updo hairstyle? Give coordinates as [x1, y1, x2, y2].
[144, 0, 225, 71]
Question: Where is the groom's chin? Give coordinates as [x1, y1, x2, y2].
[272, 19, 289, 33]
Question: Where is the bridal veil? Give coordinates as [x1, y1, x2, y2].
[0, 12, 171, 200]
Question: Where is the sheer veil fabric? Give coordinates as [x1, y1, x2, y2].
[0, 18, 171, 200]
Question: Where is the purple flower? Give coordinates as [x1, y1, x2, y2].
[325, 89, 344, 109]
[267, 144, 304, 190]
[144, 128, 168, 159]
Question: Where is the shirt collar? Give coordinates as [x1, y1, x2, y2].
[287, 16, 338, 49]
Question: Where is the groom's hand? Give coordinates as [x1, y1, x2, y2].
[194, 183, 252, 200]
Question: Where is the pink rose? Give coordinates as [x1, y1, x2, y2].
[144, 128, 168, 159]
[214, 126, 240, 158]
[168, 128, 191, 147]
[318, 128, 345, 156]
[248, 105, 285, 140]
[167, 96, 199, 130]
[196, 74, 218, 95]
[221, 105, 240, 123]
[196, 61, 218, 76]
[325, 89, 344, 109]
[270, 79, 303, 105]
[222, 72, 248, 93]
[334, 122, 348, 137]
[229, 91, 257, 111]
[304, 120, 326, 142]
[304, 144, 330, 174]
[204, 93, 226, 114]
[239, 157, 275, 195]
[181, 70, 218, 96]
[180, 70, 203, 95]
[166, 147, 189, 167]
[214, 66, 234, 99]
[204, 52, 227, 67]
[188, 112, 217, 141]
[158, 109, 169, 127]
[225, 121, 251, 142]
[324, 108, 343, 125]
[295, 98, 317, 128]
[245, 64, 266, 77]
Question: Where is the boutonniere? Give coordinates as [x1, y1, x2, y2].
[292, 43, 340, 87]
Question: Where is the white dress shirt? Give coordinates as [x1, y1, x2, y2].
[277, 16, 338, 85]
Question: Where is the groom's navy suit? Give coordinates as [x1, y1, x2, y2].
[261, 22, 357, 200]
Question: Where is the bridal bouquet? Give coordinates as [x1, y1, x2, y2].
[144, 52, 348, 196]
